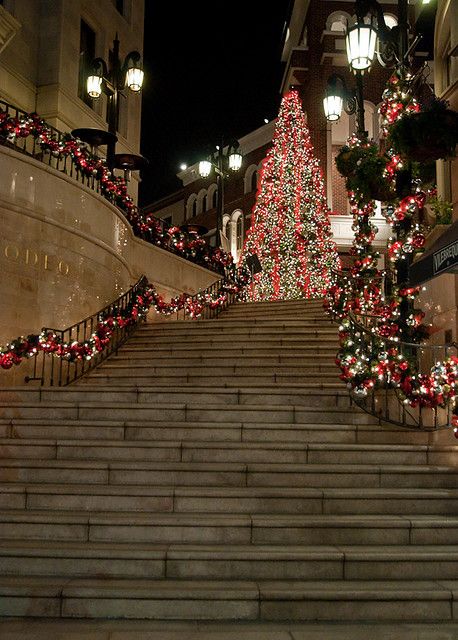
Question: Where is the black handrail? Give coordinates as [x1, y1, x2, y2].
[0, 100, 226, 275]
[25, 277, 147, 387]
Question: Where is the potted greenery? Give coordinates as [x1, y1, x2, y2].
[388, 97, 458, 162]
[335, 142, 396, 202]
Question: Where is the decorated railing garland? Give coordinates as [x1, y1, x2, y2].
[336, 314, 458, 411]
[0, 106, 233, 274]
[0, 272, 250, 371]
[327, 69, 458, 425]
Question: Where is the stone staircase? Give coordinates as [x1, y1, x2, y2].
[0, 298, 457, 621]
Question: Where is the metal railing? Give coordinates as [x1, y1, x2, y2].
[176, 274, 240, 321]
[0, 100, 226, 275]
[344, 311, 456, 429]
[0, 100, 107, 195]
[25, 277, 147, 387]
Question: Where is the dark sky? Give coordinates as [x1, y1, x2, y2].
[138, 1, 292, 207]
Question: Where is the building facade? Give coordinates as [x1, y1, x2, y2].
[0, 0, 144, 200]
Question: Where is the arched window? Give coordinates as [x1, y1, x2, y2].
[244, 164, 258, 194]
[230, 210, 243, 261]
[196, 188, 207, 215]
[383, 14, 397, 29]
[207, 183, 218, 210]
[251, 170, 258, 192]
[186, 194, 197, 220]
[326, 11, 351, 32]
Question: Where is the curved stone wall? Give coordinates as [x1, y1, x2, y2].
[0, 146, 218, 342]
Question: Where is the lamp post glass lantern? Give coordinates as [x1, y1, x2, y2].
[346, 20, 377, 71]
[198, 141, 243, 247]
[86, 35, 144, 170]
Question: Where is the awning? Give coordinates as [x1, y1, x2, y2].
[409, 221, 458, 286]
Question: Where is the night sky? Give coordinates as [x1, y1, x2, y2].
[138, 1, 292, 207]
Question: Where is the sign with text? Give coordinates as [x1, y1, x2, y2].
[433, 240, 458, 276]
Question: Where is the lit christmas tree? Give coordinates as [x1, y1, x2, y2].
[241, 90, 340, 301]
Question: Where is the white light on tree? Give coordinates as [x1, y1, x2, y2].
[199, 160, 212, 177]
[228, 151, 242, 171]
[323, 94, 343, 121]
[346, 23, 377, 70]
[126, 66, 144, 92]
[87, 74, 102, 98]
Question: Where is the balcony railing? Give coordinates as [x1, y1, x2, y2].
[0, 100, 228, 275]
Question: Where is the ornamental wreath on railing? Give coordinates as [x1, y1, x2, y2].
[0, 107, 233, 275]
[327, 68, 458, 421]
[0, 272, 251, 371]
[336, 313, 458, 427]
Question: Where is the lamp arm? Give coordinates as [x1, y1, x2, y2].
[90, 57, 109, 79]
[122, 50, 142, 74]
[355, 0, 392, 42]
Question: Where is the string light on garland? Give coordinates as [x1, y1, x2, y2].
[0, 107, 236, 276]
[0, 270, 251, 371]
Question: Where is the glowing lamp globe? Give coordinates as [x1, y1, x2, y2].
[346, 22, 377, 71]
[199, 160, 212, 178]
[126, 66, 144, 92]
[228, 150, 242, 171]
[87, 74, 102, 99]
[323, 94, 343, 122]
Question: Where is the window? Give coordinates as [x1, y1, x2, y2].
[251, 170, 258, 192]
[326, 12, 351, 32]
[212, 189, 218, 209]
[115, 0, 124, 15]
[236, 215, 243, 252]
[192, 199, 197, 218]
[107, 47, 127, 136]
[78, 20, 96, 107]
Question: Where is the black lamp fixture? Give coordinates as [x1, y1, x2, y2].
[323, 72, 367, 137]
[86, 34, 144, 170]
[198, 140, 243, 246]
[346, 0, 420, 73]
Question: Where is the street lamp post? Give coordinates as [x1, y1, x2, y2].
[86, 35, 144, 170]
[198, 140, 242, 247]
[343, 0, 421, 328]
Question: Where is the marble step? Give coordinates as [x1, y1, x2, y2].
[0, 402, 397, 424]
[2, 418, 450, 445]
[0, 541, 457, 581]
[0, 576, 454, 620]
[2, 439, 454, 465]
[1, 459, 458, 489]
[96, 355, 338, 367]
[127, 336, 339, 347]
[81, 375, 341, 388]
[1, 511, 456, 545]
[135, 328, 336, 339]
[1, 484, 457, 515]
[114, 345, 338, 358]
[0, 386, 351, 408]
[139, 319, 333, 329]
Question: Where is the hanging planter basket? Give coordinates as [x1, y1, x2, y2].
[335, 143, 396, 202]
[388, 101, 458, 162]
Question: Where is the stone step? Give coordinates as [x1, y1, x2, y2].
[135, 328, 336, 339]
[0, 387, 352, 409]
[2, 418, 451, 445]
[81, 375, 341, 388]
[0, 541, 457, 581]
[96, 356, 338, 367]
[1, 459, 458, 489]
[127, 336, 339, 347]
[89, 364, 340, 377]
[143, 317, 330, 329]
[0, 575, 454, 620]
[1, 484, 457, 515]
[0, 402, 389, 424]
[1, 511, 456, 545]
[114, 345, 338, 358]
[2, 439, 452, 465]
